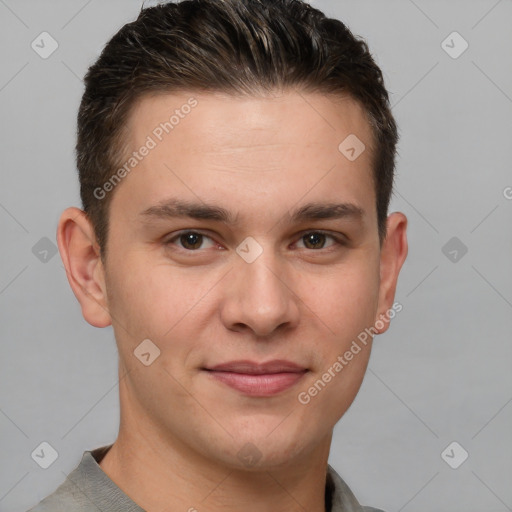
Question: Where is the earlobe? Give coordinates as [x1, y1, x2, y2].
[57, 207, 112, 328]
[374, 212, 408, 334]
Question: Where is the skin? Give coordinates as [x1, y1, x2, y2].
[57, 90, 407, 512]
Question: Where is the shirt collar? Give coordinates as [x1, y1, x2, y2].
[326, 462, 368, 512]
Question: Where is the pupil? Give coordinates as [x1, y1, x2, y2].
[305, 232, 324, 249]
[182, 233, 201, 249]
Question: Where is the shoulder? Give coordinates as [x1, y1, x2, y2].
[25, 468, 101, 512]
[26, 445, 143, 512]
[25, 478, 91, 512]
[26, 447, 109, 512]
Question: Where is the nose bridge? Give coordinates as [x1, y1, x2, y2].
[220, 239, 300, 336]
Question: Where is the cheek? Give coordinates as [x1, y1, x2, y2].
[293, 257, 379, 392]
[296, 269, 378, 424]
[105, 257, 179, 339]
[105, 256, 215, 349]
[297, 258, 380, 336]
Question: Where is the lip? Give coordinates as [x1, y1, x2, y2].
[204, 359, 307, 374]
[202, 360, 308, 397]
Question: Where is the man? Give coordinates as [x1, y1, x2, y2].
[28, 0, 407, 510]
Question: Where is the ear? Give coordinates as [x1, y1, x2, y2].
[56, 207, 112, 328]
[374, 212, 408, 334]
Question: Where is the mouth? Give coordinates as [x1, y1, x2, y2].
[201, 360, 308, 397]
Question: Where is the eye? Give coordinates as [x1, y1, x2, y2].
[164, 229, 346, 253]
[295, 231, 344, 250]
[166, 231, 217, 251]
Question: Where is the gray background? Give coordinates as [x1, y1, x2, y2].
[1, 0, 511, 511]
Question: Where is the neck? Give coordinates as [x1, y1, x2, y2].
[99, 394, 332, 511]
[100, 439, 331, 512]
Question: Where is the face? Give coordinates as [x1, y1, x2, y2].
[86, 90, 402, 470]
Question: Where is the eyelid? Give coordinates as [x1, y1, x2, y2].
[165, 230, 219, 250]
[293, 230, 347, 249]
[164, 229, 347, 252]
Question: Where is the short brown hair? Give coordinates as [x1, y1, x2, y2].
[77, 0, 398, 259]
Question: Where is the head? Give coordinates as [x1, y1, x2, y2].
[58, 0, 407, 472]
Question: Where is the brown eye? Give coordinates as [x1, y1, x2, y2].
[297, 231, 341, 250]
[302, 232, 326, 249]
[180, 232, 203, 250]
[166, 231, 216, 251]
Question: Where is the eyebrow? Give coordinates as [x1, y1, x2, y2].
[140, 198, 364, 225]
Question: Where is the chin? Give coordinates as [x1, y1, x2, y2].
[215, 433, 312, 472]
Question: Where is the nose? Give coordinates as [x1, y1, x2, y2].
[219, 247, 301, 338]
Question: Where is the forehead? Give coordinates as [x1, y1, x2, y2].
[113, 90, 376, 223]
[126, 89, 373, 152]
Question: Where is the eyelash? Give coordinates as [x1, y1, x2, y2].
[164, 230, 347, 253]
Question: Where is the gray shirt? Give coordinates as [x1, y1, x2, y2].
[27, 445, 385, 512]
